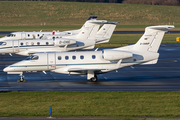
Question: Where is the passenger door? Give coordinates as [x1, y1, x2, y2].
[13, 40, 19, 53]
[21, 33, 26, 39]
[47, 53, 56, 70]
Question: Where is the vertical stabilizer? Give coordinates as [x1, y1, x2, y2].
[133, 25, 174, 52]
[76, 19, 107, 40]
[96, 22, 118, 43]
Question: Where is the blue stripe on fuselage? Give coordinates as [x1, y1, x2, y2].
[10, 62, 117, 68]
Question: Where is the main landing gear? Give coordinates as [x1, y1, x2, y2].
[90, 75, 97, 82]
[87, 71, 98, 82]
[17, 73, 26, 82]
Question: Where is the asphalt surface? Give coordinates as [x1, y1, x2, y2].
[0, 31, 180, 36]
[0, 43, 180, 91]
[0, 118, 126, 120]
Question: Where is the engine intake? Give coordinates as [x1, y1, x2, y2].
[102, 50, 132, 61]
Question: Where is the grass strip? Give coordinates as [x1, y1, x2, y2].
[1, 2, 180, 26]
[1, 34, 179, 47]
[0, 91, 180, 119]
[0, 25, 180, 31]
[95, 34, 180, 47]
[0, 25, 81, 32]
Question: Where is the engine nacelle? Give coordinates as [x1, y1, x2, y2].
[54, 38, 76, 47]
[102, 50, 132, 61]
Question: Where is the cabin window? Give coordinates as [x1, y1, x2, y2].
[72, 56, 76, 60]
[20, 42, 23, 46]
[92, 55, 96, 59]
[56, 37, 59, 38]
[31, 42, 34, 45]
[37, 34, 39, 37]
[28, 34, 30, 37]
[65, 56, 69, 60]
[37, 42, 40, 45]
[80, 55, 84, 60]
[0, 42, 6, 45]
[46, 42, 49, 45]
[58, 56, 62, 60]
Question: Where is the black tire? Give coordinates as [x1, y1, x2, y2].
[90, 75, 97, 82]
[20, 78, 24, 82]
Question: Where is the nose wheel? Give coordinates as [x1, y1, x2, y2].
[17, 73, 26, 82]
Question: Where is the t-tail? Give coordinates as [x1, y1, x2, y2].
[133, 25, 174, 52]
[76, 17, 107, 40]
[95, 22, 119, 44]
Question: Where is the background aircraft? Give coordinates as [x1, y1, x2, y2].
[0, 16, 104, 41]
[0, 22, 117, 56]
[3, 25, 174, 82]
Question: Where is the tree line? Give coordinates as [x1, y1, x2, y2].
[122, 0, 180, 6]
[0, 0, 179, 6]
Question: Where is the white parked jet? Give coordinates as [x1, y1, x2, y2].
[4, 25, 174, 82]
[0, 16, 100, 41]
[0, 22, 117, 56]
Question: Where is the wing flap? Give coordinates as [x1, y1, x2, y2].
[68, 68, 106, 72]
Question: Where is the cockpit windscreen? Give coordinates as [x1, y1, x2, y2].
[7, 34, 16, 37]
[25, 55, 39, 60]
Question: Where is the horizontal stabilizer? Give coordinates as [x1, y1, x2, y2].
[88, 20, 107, 24]
[104, 22, 119, 25]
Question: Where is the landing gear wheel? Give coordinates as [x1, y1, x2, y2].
[90, 75, 97, 82]
[17, 74, 26, 82]
[17, 78, 26, 82]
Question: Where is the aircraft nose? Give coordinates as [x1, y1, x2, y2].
[3, 66, 11, 72]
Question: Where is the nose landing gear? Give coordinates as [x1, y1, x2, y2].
[17, 73, 26, 82]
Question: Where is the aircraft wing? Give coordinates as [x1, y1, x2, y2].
[68, 68, 106, 72]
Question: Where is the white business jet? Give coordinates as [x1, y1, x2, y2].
[0, 21, 117, 56]
[4, 25, 174, 82]
[0, 16, 100, 41]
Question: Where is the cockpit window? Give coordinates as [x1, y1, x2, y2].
[0, 42, 6, 45]
[25, 55, 39, 60]
[32, 55, 39, 60]
[7, 34, 16, 37]
[40, 36, 43, 39]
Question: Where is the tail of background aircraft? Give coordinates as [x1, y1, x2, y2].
[95, 22, 118, 44]
[133, 25, 174, 52]
[64, 16, 100, 35]
[76, 18, 107, 40]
